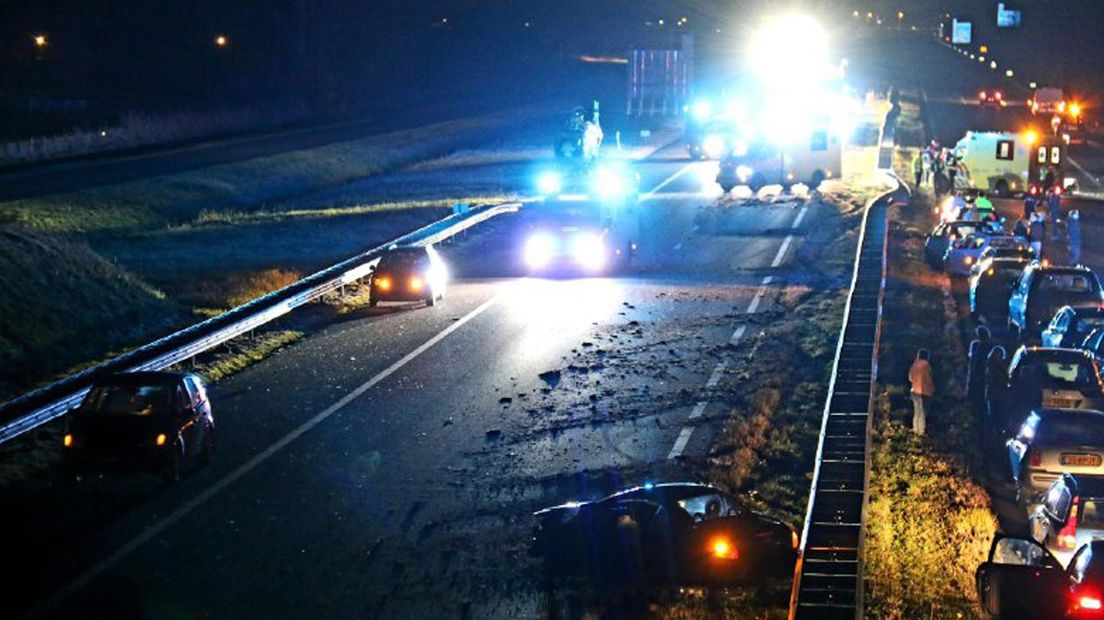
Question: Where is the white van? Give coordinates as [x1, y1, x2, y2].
[953, 131, 1029, 196]
[1032, 87, 1065, 116]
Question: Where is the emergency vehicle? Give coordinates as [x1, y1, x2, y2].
[715, 126, 842, 193]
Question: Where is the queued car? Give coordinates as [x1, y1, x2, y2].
[1043, 306, 1104, 349]
[368, 245, 448, 307]
[978, 89, 1007, 109]
[925, 220, 1002, 268]
[1031, 474, 1104, 555]
[970, 255, 1033, 321]
[530, 483, 797, 588]
[972, 244, 1038, 268]
[1083, 329, 1104, 359]
[63, 372, 215, 483]
[994, 347, 1104, 430]
[1009, 264, 1104, 340]
[976, 535, 1104, 619]
[1007, 408, 1104, 504]
[945, 234, 1029, 277]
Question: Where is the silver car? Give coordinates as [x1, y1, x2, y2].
[1008, 408, 1104, 504]
[1029, 474, 1104, 559]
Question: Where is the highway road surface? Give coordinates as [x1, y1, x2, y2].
[0, 139, 863, 618]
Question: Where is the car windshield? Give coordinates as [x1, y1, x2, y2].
[1024, 360, 1101, 391]
[1039, 416, 1104, 445]
[378, 250, 428, 271]
[675, 493, 731, 521]
[82, 383, 173, 416]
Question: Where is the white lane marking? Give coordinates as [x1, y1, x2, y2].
[705, 362, 727, 389]
[667, 210, 804, 460]
[769, 205, 810, 268]
[643, 163, 697, 198]
[1068, 155, 1102, 188]
[26, 295, 500, 618]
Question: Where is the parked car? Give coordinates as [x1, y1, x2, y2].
[970, 256, 1033, 321]
[1009, 264, 1104, 340]
[368, 245, 448, 307]
[1007, 408, 1104, 504]
[1043, 306, 1104, 349]
[530, 483, 797, 588]
[1030, 474, 1104, 555]
[972, 244, 1037, 270]
[990, 347, 1104, 435]
[925, 220, 1002, 268]
[976, 535, 1104, 619]
[63, 372, 215, 483]
[945, 234, 1029, 277]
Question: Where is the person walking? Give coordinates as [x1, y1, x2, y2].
[912, 151, 924, 188]
[1029, 213, 1045, 259]
[945, 149, 959, 192]
[967, 326, 994, 416]
[909, 349, 935, 436]
[1069, 209, 1082, 265]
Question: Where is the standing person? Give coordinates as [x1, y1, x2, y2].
[1029, 213, 1045, 259]
[945, 149, 959, 192]
[931, 154, 946, 195]
[975, 193, 995, 221]
[1048, 188, 1063, 240]
[912, 151, 924, 188]
[984, 346, 1008, 431]
[909, 349, 935, 436]
[967, 326, 994, 416]
[1013, 217, 1029, 239]
[1069, 209, 1082, 265]
[1024, 193, 1038, 221]
[921, 149, 932, 186]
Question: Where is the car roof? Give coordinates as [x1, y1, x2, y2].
[1028, 263, 1096, 275]
[606, 482, 722, 502]
[1019, 346, 1096, 361]
[1032, 408, 1104, 424]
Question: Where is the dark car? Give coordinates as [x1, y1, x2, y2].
[1009, 264, 1104, 340]
[63, 372, 214, 483]
[925, 220, 1001, 268]
[530, 483, 796, 588]
[970, 256, 1032, 321]
[976, 535, 1104, 619]
[368, 245, 447, 307]
[1030, 474, 1104, 555]
[989, 348, 1104, 435]
[1043, 306, 1104, 348]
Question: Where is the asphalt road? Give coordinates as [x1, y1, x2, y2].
[0, 141, 855, 618]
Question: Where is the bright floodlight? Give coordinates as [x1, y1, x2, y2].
[749, 14, 829, 89]
[571, 233, 606, 270]
[702, 134, 726, 158]
[536, 170, 563, 195]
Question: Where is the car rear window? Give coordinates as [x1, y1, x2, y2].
[1038, 273, 1098, 294]
[1040, 416, 1104, 445]
[82, 384, 172, 416]
[378, 251, 428, 271]
[1081, 500, 1104, 530]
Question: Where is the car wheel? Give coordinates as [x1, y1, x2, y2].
[163, 440, 184, 485]
[425, 291, 435, 307]
[368, 297, 378, 308]
[719, 183, 734, 193]
[810, 170, 826, 191]
[749, 173, 766, 193]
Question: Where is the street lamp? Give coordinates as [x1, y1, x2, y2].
[214, 34, 228, 48]
[32, 34, 47, 48]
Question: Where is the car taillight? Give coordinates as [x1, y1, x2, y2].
[996, 91, 1003, 100]
[710, 536, 739, 560]
[63, 434, 74, 448]
[1030, 450, 1043, 467]
[1074, 593, 1104, 612]
[1058, 496, 1080, 550]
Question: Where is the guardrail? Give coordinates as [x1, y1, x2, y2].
[0, 201, 521, 444]
[789, 98, 905, 619]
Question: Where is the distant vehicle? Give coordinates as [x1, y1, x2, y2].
[369, 245, 448, 307]
[975, 535, 1104, 619]
[979, 89, 1007, 109]
[970, 255, 1032, 321]
[522, 192, 639, 273]
[63, 371, 215, 483]
[1007, 408, 1104, 503]
[1030, 474, 1104, 555]
[1042, 306, 1104, 349]
[1032, 87, 1066, 116]
[924, 220, 1003, 268]
[687, 118, 744, 160]
[530, 483, 797, 588]
[716, 128, 841, 193]
[953, 131, 1029, 196]
[1009, 264, 1104, 339]
[945, 234, 1028, 277]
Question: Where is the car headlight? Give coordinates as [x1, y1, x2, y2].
[375, 277, 391, 291]
[702, 134, 726, 158]
[691, 99, 713, 121]
[736, 165, 753, 182]
[571, 233, 606, 270]
[409, 277, 424, 291]
[592, 165, 632, 199]
[536, 170, 563, 195]
[524, 233, 556, 268]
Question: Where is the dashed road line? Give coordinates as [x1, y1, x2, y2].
[666, 203, 808, 460]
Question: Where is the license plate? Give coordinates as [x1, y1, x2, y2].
[1044, 396, 1079, 408]
[1061, 453, 1103, 467]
